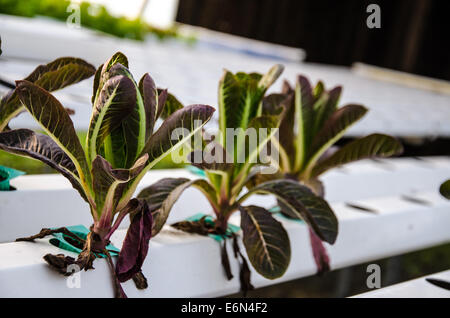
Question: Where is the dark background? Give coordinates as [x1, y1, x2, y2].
[177, 0, 450, 81]
[177, 1, 450, 297]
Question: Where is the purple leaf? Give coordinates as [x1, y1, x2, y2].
[308, 227, 330, 275]
[116, 199, 153, 282]
[0, 129, 87, 201]
[1, 57, 95, 132]
[138, 73, 158, 138]
[157, 89, 169, 119]
[138, 178, 218, 236]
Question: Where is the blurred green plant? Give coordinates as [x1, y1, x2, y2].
[439, 179, 450, 199]
[0, 0, 193, 42]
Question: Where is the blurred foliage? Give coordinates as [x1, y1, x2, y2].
[0, 0, 195, 42]
[0, 130, 183, 175]
[401, 243, 450, 278]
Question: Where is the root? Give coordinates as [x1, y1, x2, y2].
[171, 216, 214, 236]
[16, 227, 85, 244]
[172, 218, 253, 295]
[77, 232, 95, 270]
[105, 249, 127, 298]
[173, 217, 235, 281]
[232, 234, 254, 296]
[105, 249, 146, 297]
[43, 254, 78, 276]
[17, 227, 98, 275]
[17, 227, 128, 298]
[221, 239, 233, 280]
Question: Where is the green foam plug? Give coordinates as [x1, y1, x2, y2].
[185, 213, 240, 242]
[0, 166, 25, 191]
[49, 224, 120, 258]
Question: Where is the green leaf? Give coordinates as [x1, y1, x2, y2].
[262, 93, 289, 115]
[240, 179, 338, 244]
[157, 89, 169, 118]
[101, 82, 145, 169]
[113, 115, 140, 169]
[159, 91, 183, 120]
[0, 57, 95, 131]
[15, 80, 91, 190]
[0, 129, 87, 201]
[257, 64, 284, 91]
[439, 179, 450, 200]
[239, 205, 291, 279]
[122, 93, 147, 169]
[188, 141, 233, 173]
[104, 52, 129, 71]
[92, 63, 104, 104]
[101, 127, 124, 168]
[92, 64, 132, 116]
[142, 104, 215, 164]
[139, 73, 158, 138]
[138, 178, 218, 236]
[305, 104, 367, 174]
[230, 114, 282, 197]
[95, 52, 130, 102]
[262, 93, 294, 168]
[92, 154, 147, 218]
[87, 75, 137, 163]
[218, 70, 245, 137]
[117, 104, 215, 210]
[235, 115, 281, 174]
[218, 66, 282, 144]
[313, 81, 325, 99]
[313, 86, 341, 134]
[25, 57, 95, 91]
[244, 170, 284, 190]
[311, 134, 403, 177]
[293, 76, 315, 171]
[93, 59, 145, 169]
[268, 93, 296, 171]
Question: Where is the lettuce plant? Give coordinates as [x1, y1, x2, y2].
[250, 75, 403, 273]
[136, 66, 338, 292]
[0, 52, 214, 297]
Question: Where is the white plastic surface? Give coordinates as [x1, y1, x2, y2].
[0, 189, 449, 297]
[0, 155, 450, 296]
[1, 157, 449, 243]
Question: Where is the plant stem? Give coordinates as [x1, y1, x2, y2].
[215, 213, 229, 234]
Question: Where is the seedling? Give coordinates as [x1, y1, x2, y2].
[136, 66, 338, 292]
[250, 75, 403, 273]
[0, 52, 214, 297]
